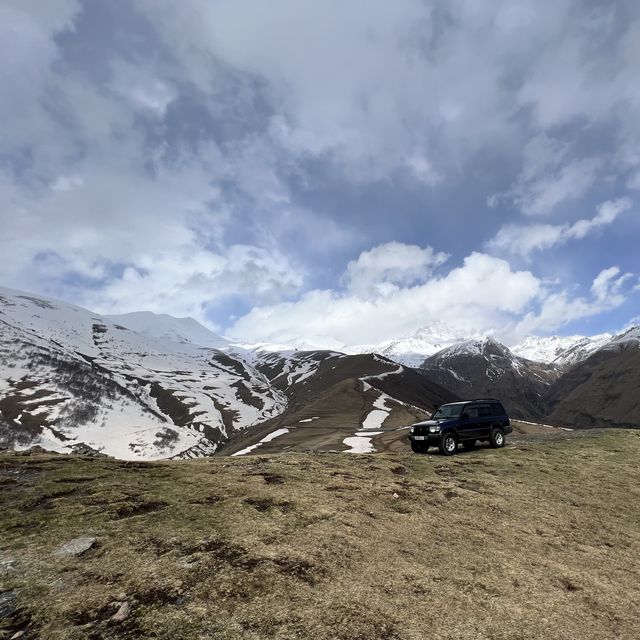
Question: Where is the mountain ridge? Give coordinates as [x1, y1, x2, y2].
[1, 285, 638, 459]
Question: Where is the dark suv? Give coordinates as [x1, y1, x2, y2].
[408, 400, 512, 455]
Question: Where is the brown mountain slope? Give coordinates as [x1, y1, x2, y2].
[420, 338, 560, 420]
[222, 353, 458, 454]
[545, 337, 640, 428]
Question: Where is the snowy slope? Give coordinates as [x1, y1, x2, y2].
[106, 311, 230, 349]
[0, 287, 285, 460]
[348, 322, 469, 367]
[511, 334, 613, 366]
[605, 326, 640, 348]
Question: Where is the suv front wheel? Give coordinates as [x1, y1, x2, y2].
[439, 432, 457, 456]
[490, 428, 505, 448]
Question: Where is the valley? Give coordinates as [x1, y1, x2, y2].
[1, 286, 638, 460]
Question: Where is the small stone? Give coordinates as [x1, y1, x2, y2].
[0, 590, 17, 619]
[392, 492, 399, 499]
[11, 631, 25, 639]
[54, 536, 96, 557]
[111, 601, 131, 622]
[0, 558, 17, 577]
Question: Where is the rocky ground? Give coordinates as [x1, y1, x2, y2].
[1, 429, 640, 639]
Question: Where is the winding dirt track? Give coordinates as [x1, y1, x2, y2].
[222, 418, 575, 456]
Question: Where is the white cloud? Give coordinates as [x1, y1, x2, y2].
[229, 249, 542, 345]
[487, 224, 566, 258]
[487, 198, 633, 257]
[570, 197, 632, 237]
[343, 242, 449, 298]
[85, 245, 303, 326]
[230, 244, 640, 346]
[590, 266, 633, 303]
[515, 266, 635, 335]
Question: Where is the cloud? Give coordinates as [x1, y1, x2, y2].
[515, 266, 635, 336]
[229, 248, 542, 345]
[487, 198, 633, 257]
[343, 242, 449, 298]
[590, 266, 633, 303]
[230, 243, 639, 346]
[85, 245, 303, 326]
[1, 0, 640, 341]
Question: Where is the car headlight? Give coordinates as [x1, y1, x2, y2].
[429, 425, 440, 433]
[409, 426, 415, 434]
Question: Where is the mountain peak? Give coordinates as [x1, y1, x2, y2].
[435, 336, 508, 359]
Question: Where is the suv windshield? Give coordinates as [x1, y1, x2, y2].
[432, 404, 464, 419]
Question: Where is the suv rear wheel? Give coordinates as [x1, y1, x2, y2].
[411, 441, 429, 454]
[439, 432, 457, 456]
[490, 428, 505, 448]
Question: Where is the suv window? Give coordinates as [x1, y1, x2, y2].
[432, 404, 464, 419]
[490, 402, 505, 416]
[462, 405, 478, 418]
[478, 404, 492, 417]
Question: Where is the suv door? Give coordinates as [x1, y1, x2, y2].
[460, 404, 480, 440]
[476, 404, 493, 438]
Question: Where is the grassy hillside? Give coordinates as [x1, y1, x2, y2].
[2, 431, 640, 639]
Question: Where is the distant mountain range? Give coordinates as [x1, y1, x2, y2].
[510, 333, 614, 366]
[0, 287, 454, 459]
[348, 324, 615, 368]
[1, 286, 638, 459]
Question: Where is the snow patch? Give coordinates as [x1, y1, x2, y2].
[231, 428, 290, 456]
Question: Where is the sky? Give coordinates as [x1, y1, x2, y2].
[1, 0, 639, 348]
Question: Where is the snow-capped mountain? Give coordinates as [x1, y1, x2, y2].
[420, 337, 560, 419]
[0, 286, 457, 460]
[0, 287, 285, 460]
[511, 334, 612, 366]
[106, 311, 230, 349]
[348, 322, 470, 367]
[604, 325, 640, 348]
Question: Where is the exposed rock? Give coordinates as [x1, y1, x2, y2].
[110, 601, 131, 622]
[68, 443, 109, 458]
[0, 589, 17, 619]
[15, 446, 48, 456]
[53, 536, 96, 557]
[0, 558, 17, 577]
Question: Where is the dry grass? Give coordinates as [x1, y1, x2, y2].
[1, 430, 640, 639]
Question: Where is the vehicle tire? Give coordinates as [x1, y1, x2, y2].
[462, 440, 478, 451]
[411, 441, 429, 454]
[439, 432, 457, 456]
[490, 428, 505, 448]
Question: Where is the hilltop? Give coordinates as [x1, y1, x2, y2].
[1, 429, 639, 639]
